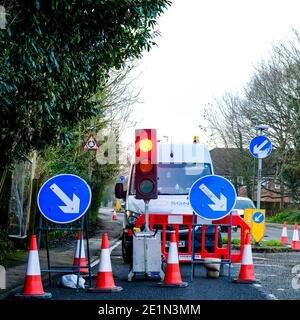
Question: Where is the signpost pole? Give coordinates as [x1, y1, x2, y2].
[249, 125, 272, 244]
[257, 158, 262, 210]
[144, 199, 150, 232]
[44, 219, 52, 286]
[85, 212, 92, 288]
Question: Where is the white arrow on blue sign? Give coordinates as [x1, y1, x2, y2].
[119, 175, 125, 183]
[253, 211, 265, 223]
[189, 175, 237, 221]
[37, 174, 91, 224]
[249, 136, 272, 159]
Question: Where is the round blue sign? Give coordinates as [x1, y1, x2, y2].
[189, 175, 237, 221]
[37, 174, 91, 224]
[249, 136, 272, 159]
[252, 211, 265, 224]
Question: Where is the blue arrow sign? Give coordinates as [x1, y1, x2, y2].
[253, 211, 265, 224]
[37, 174, 91, 224]
[119, 175, 125, 183]
[189, 175, 237, 221]
[249, 136, 272, 159]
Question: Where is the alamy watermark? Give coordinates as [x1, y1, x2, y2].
[292, 264, 300, 290]
[0, 265, 6, 290]
[94, 129, 207, 165]
[0, 5, 6, 29]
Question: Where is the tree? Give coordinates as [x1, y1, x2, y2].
[203, 30, 300, 204]
[201, 93, 255, 196]
[36, 66, 141, 219]
[0, 0, 171, 168]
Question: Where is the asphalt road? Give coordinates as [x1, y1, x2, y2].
[24, 208, 298, 301]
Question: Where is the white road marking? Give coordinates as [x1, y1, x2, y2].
[253, 283, 262, 288]
[268, 294, 278, 300]
[277, 288, 285, 291]
[254, 264, 287, 268]
[90, 240, 121, 268]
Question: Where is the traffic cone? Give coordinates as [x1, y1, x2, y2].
[291, 224, 300, 250]
[233, 233, 257, 284]
[89, 233, 123, 292]
[157, 232, 188, 288]
[73, 231, 89, 273]
[112, 208, 117, 221]
[15, 235, 52, 299]
[281, 222, 289, 245]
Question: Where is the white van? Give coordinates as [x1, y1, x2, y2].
[115, 140, 222, 263]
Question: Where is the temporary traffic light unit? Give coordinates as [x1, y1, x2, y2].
[134, 129, 158, 200]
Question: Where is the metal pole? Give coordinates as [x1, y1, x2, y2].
[257, 158, 262, 210]
[144, 200, 150, 232]
[45, 219, 52, 286]
[76, 216, 85, 291]
[191, 211, 195, 282]
[143, 200, 150, 276]
[228, 212, 232, 281]
[85, 211, 92, 288]
[256, 127, 263, 210]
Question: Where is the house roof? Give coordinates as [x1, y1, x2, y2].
[210, 147, 277, 177]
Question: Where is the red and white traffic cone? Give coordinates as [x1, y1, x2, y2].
[73, 231, 89, 273]
[281, 222, 289, 245]
[233, 233, 257, 284]
[89, 233, 123, 292]
[157, 232, 188, 287]
[15, 235, 52, 299]
[291, 224, 300, 250]
[112, 208, 117, 221]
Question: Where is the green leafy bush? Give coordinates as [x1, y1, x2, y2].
[266, 209, 300, 224]
[0, 228, 15, 265]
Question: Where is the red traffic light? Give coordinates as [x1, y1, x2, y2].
[135, 129, 157, 163]
[134, 129, 158, 200]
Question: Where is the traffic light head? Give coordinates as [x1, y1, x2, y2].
[134, 129, 158, 200]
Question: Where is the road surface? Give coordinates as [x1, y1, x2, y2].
[5, 208, 299, 301]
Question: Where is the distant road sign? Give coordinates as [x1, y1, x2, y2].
[83, 134, 99, 150]
[249, 136, 272, 159]
[253, 211, 265, 224]
[37, 174, 91, 224]
[119, 175, 125, 183]
[189, 175, 237, 221]
[244, 209, 265, 242]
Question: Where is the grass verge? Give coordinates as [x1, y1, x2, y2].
[222, 236, 283, 247]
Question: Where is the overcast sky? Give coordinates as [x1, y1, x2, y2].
[122, 0, 300, 146]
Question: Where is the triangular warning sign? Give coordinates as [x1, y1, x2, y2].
[83, 134, 100, 150]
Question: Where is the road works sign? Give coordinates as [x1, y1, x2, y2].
[249, 136, 272, 159]
[83, 133, 99, 150]
[244, 208, 266, 242]
[37, 174, 91, 224]
[189, 175, 237, 221]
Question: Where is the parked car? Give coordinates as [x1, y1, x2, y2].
[232, 196, 256, 218]
[220, 196, 255, 232]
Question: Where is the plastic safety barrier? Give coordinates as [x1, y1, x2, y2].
[135, 213, 250, 263]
